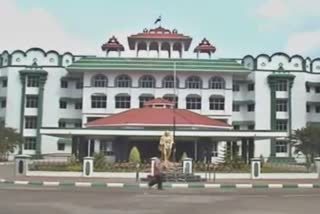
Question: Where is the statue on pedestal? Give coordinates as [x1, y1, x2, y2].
[158, 131, 174, 167]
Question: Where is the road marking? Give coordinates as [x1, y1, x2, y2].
[236, 184, 253, 188]
[0, 179, 6, 183]
[204, 184, 221, 188]
[14, 181, 29, 185]
[43, 182, 60, 186]
[172, 184, 188, 188]
[107, 183, 124, 188]
[268, 184, 283, 188]
[75, 182, 92, 187]
[298, 184, 313, 188]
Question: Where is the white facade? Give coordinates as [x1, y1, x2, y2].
[1, 48, 320, 161]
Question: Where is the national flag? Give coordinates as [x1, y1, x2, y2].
[154, 16, 161, 24]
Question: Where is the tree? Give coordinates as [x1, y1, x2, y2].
[0, 126, 22, 161]
[293, 125, 320, 169]
[128, 146, 141, 163]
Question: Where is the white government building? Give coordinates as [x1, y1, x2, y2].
[0, 26, 318, 163]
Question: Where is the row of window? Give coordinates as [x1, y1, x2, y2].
[59, 101, 82, 109]
[233, 125, 255, 130]
[1, 79, 7, 88]
[24, 116, 82, 129]
[58, 121, 82, 128]
[305, 85, 320, 93]
[60, 80, 83, 89]
[90, 95, 226, 110]
[0, 99, 6, 108]
[232, 104, 255, 112]
[90, 74, 226, 89]
[233, 120, 287, 131]
[24, 137, 65, 151]
[232, 83, 255, 92]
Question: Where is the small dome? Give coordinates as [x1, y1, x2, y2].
[101, 36, 125, 52]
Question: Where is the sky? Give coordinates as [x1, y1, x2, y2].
[0, 0, 320, 58]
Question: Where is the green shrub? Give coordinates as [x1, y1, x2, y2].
[94, 153, 106, 170]
[128, 146, 141, 163]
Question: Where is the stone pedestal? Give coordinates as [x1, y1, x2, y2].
[15, 155, 30, 176]
[183, 158, 193, 174]
[314, 157, 320, 178]
[150, 157, 158, 176]
[83, 156, 94, 177]
[251, 158, 261, 179]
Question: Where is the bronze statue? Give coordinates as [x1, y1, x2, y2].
[158, 131, 174, 164]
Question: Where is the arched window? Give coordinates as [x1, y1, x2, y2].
[139, 94, 155, 108]
[115, 74, 132, 88]
[209, 95, 225, 110]
[186, 94, 201, 110]
[91, 94, 107, 108]
[163, 94, 178, 108]
[115, 94, 131, 109]
[162, 75, 179, 88]
[139, 75, 156, 88]
[92, 74, 108, 87]
[186, 76, 202, 89]
[209, 77, 225, 89]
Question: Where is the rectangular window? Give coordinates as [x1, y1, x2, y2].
[232, 104, 240, 112]
[75, 102, 82, 110]
[316, 106, 320, 113]
[91, 95, 107, 108]
[276, 120, 287, 131]
[233, 125, 240, 130]
[316, 87, 320, 93]
[27, 76, 39, 87]
[276, 99, 288, 112]
[247, 104, 255, 112]
[57, 143, 65, 151]
[76, 81, 83, 89]
[24, 137, 36, 150]
[275, 80, 287, 91]
[25, 116, 37, 129]
[60, 80, 68, 88]
[59, 100, 67, 109]
[58, 121, 66, 128]
[276, 141, 288, 153]
[186, 97, 201, 110]
[306, 84, 310, 93]
[115, 96, 131, 109]
[248, 125, 255, 130]
[100, 141, 113, 155]
[2, 79, 7, 88]
[26, 96, 38, 108]
[1, 99, 6, 108]
[232, 83, 240, 92]
[209, 97, 224, 110]
[74, 122, 82, 128]
[248, 83, 254, 91]
[307, 104, 310, 113]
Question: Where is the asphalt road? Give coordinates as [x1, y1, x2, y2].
[0, 185, 320, 214]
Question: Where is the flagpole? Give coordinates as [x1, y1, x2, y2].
[173, 61, 177, 162]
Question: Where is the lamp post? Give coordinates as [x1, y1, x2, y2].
[172, 62, 177, 162]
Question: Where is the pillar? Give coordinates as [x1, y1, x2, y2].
[180, 42, 185, 58]
[183, 157, 193, 174]
[157, 42, 161, 58]
[315, 157, 320, 178]
[196, 51, 199, 59]
[146, 42, 150, 57]
[36, 73, 48, 157]
[194, 139, 198, 161]
[169, 42, 173, 58]
[94, 139, 100, 154]
[135, 42, 139, 57]
[150, 157, 158, 176]
[83, 156, 94, 177]
[15, 155, 30, 176]
[251, 158, 261, 179]
[241, 138, 248, 163]
[18, 74, 27, 154]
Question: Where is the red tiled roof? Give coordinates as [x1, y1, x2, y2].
[194, 38, 216, 53]
[86, 108, 230, 128]
[101, 36, 125, 52]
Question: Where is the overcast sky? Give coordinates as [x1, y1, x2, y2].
[1, 0, 319, 58]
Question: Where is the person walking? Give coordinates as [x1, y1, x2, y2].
[148, 158, 163, 190]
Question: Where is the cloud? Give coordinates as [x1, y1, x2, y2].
[0, 0, 97, 55]
[285, 31, 320, 55]
[255, 0, 289, 18]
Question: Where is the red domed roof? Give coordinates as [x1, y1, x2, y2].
[86, 99, 231, 129]
[194, 38, 216, 53]
[101, 36, 125, 52]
